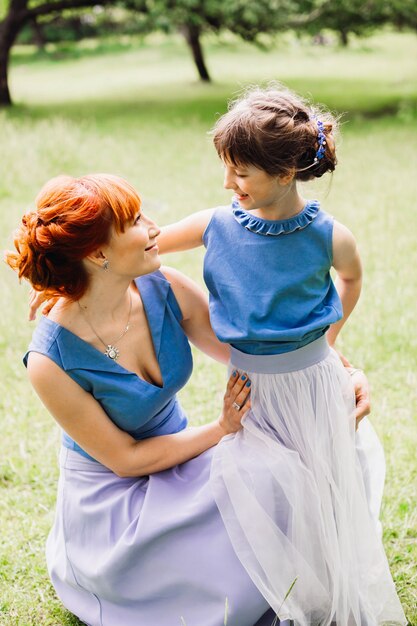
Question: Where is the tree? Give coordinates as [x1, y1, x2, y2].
[1, 0, 293, 102]
[0, 0, 119, 105]
[303, 0, 417, 46]
[381, 0, 417, 31]
[306, 0, 385, 46]
[3, 0, 411, 106]
[130, 0, 319, 82]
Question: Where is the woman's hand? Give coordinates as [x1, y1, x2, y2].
[218, 371, 251, 435]
[29, 289, 57, 321]
[348, 369, 371, 428]
[336, 351, 371, 428]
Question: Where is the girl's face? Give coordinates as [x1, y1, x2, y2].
[103, 210, 161, 278]
[222, 160, 287, 212]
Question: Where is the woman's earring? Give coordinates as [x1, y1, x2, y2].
[102, 258, 109, 271]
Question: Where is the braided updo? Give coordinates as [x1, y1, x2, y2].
[212, 85, 338, 182]
[5, 174, 141, 300]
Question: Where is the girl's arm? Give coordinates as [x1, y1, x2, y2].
[28, 209, 214, 320]
[27, 353, 250, 478]
[161, 265, 229, 364]
[327, 221, 362, 347]
[157, 209, 214, 253]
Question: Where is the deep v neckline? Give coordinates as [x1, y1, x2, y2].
[42, 275, 165, 389]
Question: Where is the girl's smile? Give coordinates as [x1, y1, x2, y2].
[222, 161, 304, 220]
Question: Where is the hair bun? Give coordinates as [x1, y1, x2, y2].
[5, 174, 142, 300]
[212, 84, 339, 182]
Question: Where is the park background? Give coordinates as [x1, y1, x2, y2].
[0, 1, 416, 623]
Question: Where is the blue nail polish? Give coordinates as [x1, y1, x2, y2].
[241, 375, 246, 381]
[232, 370, 237, 377]
[246, 380, 251, 387]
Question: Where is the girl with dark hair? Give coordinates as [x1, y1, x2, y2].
[156, 86, 407, 625]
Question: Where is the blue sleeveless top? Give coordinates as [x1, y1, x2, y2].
[203, 200, 342, 355]
[23, 271, 193, 460]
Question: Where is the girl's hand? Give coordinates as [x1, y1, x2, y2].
[218, 372, 251, 435]
[29, 289, 57, 321]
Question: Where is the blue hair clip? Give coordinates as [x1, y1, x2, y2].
[314, 120, 326, 162]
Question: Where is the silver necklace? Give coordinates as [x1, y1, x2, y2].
[78, 291, 133, 361]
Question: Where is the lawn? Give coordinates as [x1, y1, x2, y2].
[0, 29, 416, 625]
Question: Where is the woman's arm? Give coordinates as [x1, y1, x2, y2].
[161, 265, 230, 364]
[327, 220, 362, 347]
[27, 352, 250, 478]
[157, 209, 214, 254]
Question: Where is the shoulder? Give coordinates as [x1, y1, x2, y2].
[24, 315, 63, 366]
[312, 205, 335, 228]
[190, 207, 216, 228]
[316, 207, 355, 245]
[332, 220, 357, 253]
[202, 204, 235, 243]
[160, 266, 203, 298]
[332, 220, 360, 269]
[26, 349, 68, 392]
[204, 205, 233, 224]
[167, 208, 215, 237]
[159, 266, 207, 322]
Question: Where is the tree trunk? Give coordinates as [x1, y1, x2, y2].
[0, 22, 17, 106]
[0, 0, 28, 106]
[0, 0, 117, 106]
[30, 17, 46, 50]
[181, 23, 211, 82]
[339, 28, 349, 46]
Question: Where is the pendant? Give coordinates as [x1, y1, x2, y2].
[105, 345, 119, 360]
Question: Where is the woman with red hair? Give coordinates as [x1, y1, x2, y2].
[7, 173, 277, 626]
[7, 174, 370, 626]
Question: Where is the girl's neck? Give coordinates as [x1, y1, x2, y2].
[251, 187, 306, 221]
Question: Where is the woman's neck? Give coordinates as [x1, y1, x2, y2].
[78, 276, 133, 324]
[50, 276, 134, 328]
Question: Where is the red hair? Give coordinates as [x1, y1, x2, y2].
[5, 174, 141, 300]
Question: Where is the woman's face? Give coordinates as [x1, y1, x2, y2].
[103, 210, 161, 279]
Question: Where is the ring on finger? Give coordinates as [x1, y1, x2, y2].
[232, 402, 242, 411]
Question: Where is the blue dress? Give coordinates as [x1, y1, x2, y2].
[24, 271, 273, 626]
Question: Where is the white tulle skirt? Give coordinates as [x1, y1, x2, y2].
[210, 337, 407, 626]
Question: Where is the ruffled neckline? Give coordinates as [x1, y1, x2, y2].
[232, 199, 320, 236]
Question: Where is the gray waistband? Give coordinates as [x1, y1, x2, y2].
[230, 335, 330, 374]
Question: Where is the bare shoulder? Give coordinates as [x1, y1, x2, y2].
[333, 220, 357, 256]
[173, 207, 216, 238]
[185, 207, 215, 229]
[26, 351, 67, 389]
[158, 208, 216, 253]
[159, 266, 207, 321]
[159, 265, 202, 296]
[333, 219, 355, 240]
[332, 220, 361, 272]
[199, 208, 216, 219]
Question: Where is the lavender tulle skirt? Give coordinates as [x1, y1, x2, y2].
[47, 336, 406, 626]
[210, 337, 406, 626]
[47, 446, 274, 626]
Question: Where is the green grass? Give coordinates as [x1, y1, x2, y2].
[1, 30, 416, 625]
